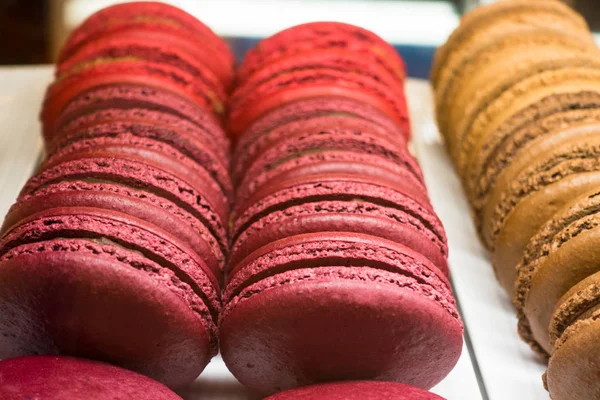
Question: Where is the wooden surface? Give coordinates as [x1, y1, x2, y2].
[0, 66, 550, 399]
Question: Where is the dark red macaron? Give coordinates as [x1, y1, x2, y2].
[52, 83, 229, 151]
[220, 232, 463, 396]
[0, 205, 220, 387]
[58, 1, 234, 90]
[0, 356, 183, 399]
[52, 107, 230, 167]
[3, 178, 226, 279]
[41, 60, 226, 137]
[237, 22, 405, 86]
[236, 152, 428, 213]
[234, 122, 423, 202]
[50, 116, 233, 201]
[232, 112, 409, 183]
[265, 381, 445, 400]
[228, 54, 410, 140]
[234, 96, 407, 168]
[231, 170, 447, 275]
[20, 150, 229, 260]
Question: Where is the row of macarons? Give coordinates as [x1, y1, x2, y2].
[433, 1, 600, 399]
[0, 1, 461, 399]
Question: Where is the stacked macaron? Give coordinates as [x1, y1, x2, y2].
[0, 2, 233, 388]
[433, 0, 600, 398]
[220, 22, 463, 396]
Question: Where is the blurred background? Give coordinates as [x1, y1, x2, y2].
[0, 0, 596, 78]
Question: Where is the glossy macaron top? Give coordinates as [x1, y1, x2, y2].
[264, 381, 445, 400]
[0, 356, 183, 400]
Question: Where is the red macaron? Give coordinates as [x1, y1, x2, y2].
[58, 1, 234, 91]
[220, 232, 462, 396]
[0, 356, 183, 399]
[264, 381, 445, 400]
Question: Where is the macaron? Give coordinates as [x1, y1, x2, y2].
[235, 121, 422, 201]
[432, 0, 589, 91]
[41, 59, 226, 137]
[52, 106, 230, 165]
[230, 169, 447, 274]
[264, 381, 445, 400]
[20, 149, 229, 264]
[0, 205, 219, 387]
[483, 135, 600, 258]
[220, 232, 462, 396]
[237, 22, 405, 86]
[0, 356, 182, 399]
[236, 151, 427, 212]
[53, 83, 228, 150]
[58, 1, 234, 90]
[469, 98, 600, 210]
[228, 52, 409, 140]
[455, 66, 600, 180]
[487, 118, 600, 294]
[546, 271, 600, 400]
[516, 189, 600, 356]
[445, 34, 600, 167]
[50, 112, 233, 200]
[233, 95, 406, 178]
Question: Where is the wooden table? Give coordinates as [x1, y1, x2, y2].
[0, 66, 549, 400]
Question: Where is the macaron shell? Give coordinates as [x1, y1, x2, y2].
[489, 128, 600, 294]
[52, 107, 230, 166]
[0, 356, 183, 400]
[550, 271, 600, 348]
[520, 205, 600, 354]
[546, 314, 600, 400]
[450, 43, 600, 173]
[42, 60, 225, 135]
[234, 96, 405, 164]
[432, 0, 589, 91]
[232, 173, 442, 242]
[221, 266, 461, 395]
[2, 181, 225, 275]
[233, 113, 407, 183]
[237, 22, 405, 85]
[21, 156, 228, 253]
[0, 206, 221, 301]
[53, 84, 228, 149]
[455, 67, 600, 177]
[438, 28, 597, 144]
[472, 106, 600, 211]
[47, 131, 232, 203]
[231, 198, 448, 275]
[237, 126, 419, 193]
[228, 68, 409, 139]
[264, 381, 445, 400]
[236, 155, 428, 211]
[0, 239, 213, 388]
[482, 135, 600, 249]
[58, 1, 234, 88]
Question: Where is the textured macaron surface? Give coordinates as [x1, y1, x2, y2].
[0, 356, 183, 400]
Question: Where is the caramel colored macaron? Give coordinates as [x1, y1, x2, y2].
[432, 0, 589, 92]
[481, 123, 600, 294]
[546, 271, 600, 400]
[516, 189, 600, 355]
[440, 29, 597, 160]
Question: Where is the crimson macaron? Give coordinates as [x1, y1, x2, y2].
[264, 381, 445, 400]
